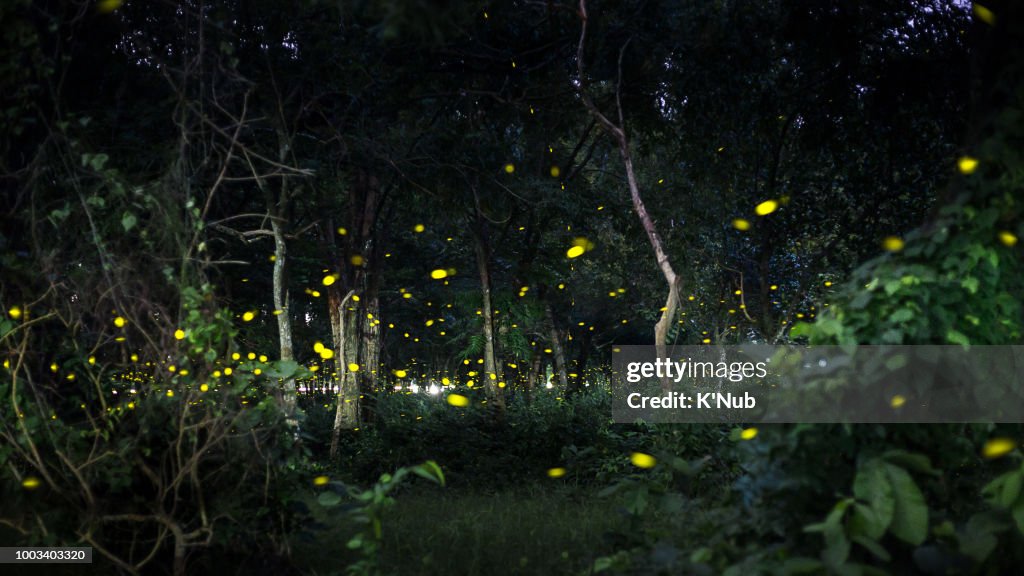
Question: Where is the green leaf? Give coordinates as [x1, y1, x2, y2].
[411, 460, 446, 486]
[881, 451, 937, 476]
[822, 521, 851, 567]
[884, 463, 929, 545]
[850, 503, 887, 541]
[121, 211, 137, 232]
[317, 491, 342, 507]
[84, 152, 109, 171]
[982, 469, 1022, 509]
[789, 322, 813, 338]
[890, 308, 914, 323]
[946, 329, 970, 346]
[851, 461, 894, 539]
[1011, 496, 1024, 535]
[851, 535, 892, 562]
[264, 359, 300, 379]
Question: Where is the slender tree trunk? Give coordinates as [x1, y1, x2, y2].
[271, 219, 298, 423]
[544, 300, 569, 391]
[330, 290, 357, 459]
[472, 216, 505, 410]
[525, 349, 542, 403]
[358, 295, 381, 425]
[572, 329, 592, 394]
[576, 2, 682, 390]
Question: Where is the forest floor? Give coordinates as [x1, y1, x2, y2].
[296, 485, 635, 575]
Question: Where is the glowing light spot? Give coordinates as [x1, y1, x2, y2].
[314, 342, 325, 353]
[8, 306, 22, 320]
[770, 285, 778, 291]
[755, 199, 779, 216]
[566, 246, 585, 258]
[891, 395, 906, 408]
[350, 255, 365, 266]
[998, 231, 1018, 247]
[973, 4, 996, 26]
[414, 224, 425, 233]
[21, 476, 41, 490]
[402, 293, 412, 299]
[224, 367, 233, 376]
[958, 155, 980, 174]
[447, 393, 470, 407]
[431, 269, 448, 280]
[983, 437, 1016, 459]
[504, 163, 515, 174]
[166, 390, 174, 398]
[320, 348, 335, 360]
[322, 275, 336, 287]
[337, 227, 348, 235]
[200, 383, 209, 392]
[550, 166, 561, 178]
[348, 363, 360, 372]
[394, 369, 407, 378]
[242, 311, 256, 322]
[630, 452, 657, 469]
[740, 427, 758, 440]
[96, 0, 123, 14]
[547, 467, 567, 478]
[733, 218, 751, 231]
[114, 316, 127, 328]
[313, 475, 330, 486]
[882, 236, 905, 252]
[232, 352, 241, 361]
[174, 329, 185, 340]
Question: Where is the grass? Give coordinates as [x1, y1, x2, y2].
[378, 484, 628, 576]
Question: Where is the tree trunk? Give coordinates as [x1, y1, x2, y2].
[544, 300, 569, 391]
[525, 349, 542, 403]
[572, 329, 592, 394]
[329, 290, 357, 459]
[270, 219, 298, 424]
[576, 3, 682, 390]
[358, 295, 381, 425]
[472, 214, 505, 411]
